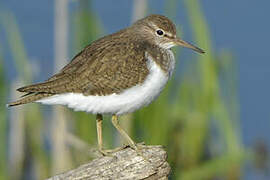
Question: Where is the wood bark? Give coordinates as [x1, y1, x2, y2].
[47, 146, 171, 180]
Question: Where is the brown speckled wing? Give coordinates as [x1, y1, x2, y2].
[17, 29, 150, 96]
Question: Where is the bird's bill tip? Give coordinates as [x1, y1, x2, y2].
[174, 38, 205, 54]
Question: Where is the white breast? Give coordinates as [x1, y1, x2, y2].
[37, 50, 175, 115]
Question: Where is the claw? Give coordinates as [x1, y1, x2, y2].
[98, 146, 126, 156]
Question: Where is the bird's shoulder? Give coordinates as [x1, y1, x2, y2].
[49, 29, 148, 81]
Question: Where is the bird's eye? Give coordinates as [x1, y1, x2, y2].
[156, 30, 164, 36]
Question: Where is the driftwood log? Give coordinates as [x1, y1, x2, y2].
[47, 146, 171, 180]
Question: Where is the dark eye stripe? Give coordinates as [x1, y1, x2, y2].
[164, 34, 173, 39]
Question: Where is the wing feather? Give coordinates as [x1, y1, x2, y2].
[17, 30, 149, 96]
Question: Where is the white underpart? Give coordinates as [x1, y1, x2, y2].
[37, 50, 175, 115]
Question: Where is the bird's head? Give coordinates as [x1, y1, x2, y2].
[132, 14, 205, 54]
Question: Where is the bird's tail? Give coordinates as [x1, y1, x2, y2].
[7, 93, 52, 107]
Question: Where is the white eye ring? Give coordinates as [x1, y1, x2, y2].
[156, 29, 164, 36]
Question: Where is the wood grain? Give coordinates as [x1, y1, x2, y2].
[47, 146, 171, 180]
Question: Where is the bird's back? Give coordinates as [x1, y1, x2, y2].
[7, 28, 150, 106]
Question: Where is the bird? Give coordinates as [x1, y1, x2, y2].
[7, 14, 204, 155]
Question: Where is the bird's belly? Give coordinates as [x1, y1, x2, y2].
[37, 54, 173, 115]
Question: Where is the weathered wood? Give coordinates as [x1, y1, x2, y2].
[47, 146, 171, 180]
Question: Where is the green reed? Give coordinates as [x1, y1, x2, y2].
[0, 11, 49, 179]
[0, 44, 7, 180]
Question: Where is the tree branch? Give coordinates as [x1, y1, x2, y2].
[47, 146, 171, 180]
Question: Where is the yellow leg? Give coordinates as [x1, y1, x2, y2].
[96, 114, 103, 153]
[111, 115, 137, 150]
[111, 115, 155, 162]
[96, 114, 125, 156]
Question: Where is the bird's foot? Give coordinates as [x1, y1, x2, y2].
[98, 146, 126, 156]
[126, 142, 160, 163]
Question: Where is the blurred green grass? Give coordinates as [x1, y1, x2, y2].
[0, 43, 7, 180]
[0, 0, 250, 179]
